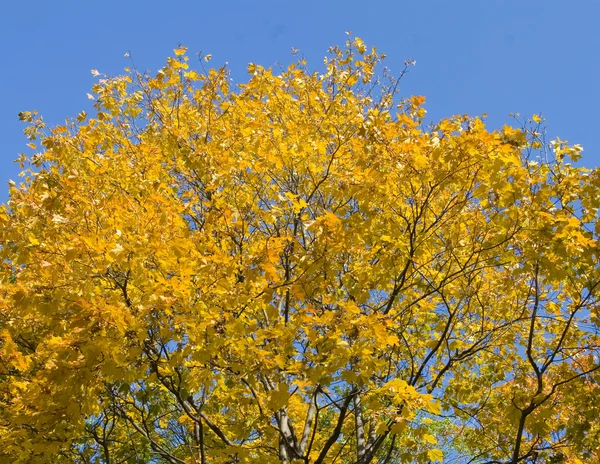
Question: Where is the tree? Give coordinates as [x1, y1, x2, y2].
[1, 37, 599, 464]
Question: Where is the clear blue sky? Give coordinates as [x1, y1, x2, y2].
[2, 0, 599, 202]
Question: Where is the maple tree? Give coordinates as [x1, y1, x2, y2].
[1, 37, 600, 463]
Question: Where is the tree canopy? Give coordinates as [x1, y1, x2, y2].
[1, 38, 600, 464]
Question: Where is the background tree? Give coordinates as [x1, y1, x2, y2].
[1, 38, 599, 463]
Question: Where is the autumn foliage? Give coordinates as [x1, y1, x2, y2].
[1, 38, 600, 463]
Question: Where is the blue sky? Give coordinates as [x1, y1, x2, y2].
[1, 0, 599, 202]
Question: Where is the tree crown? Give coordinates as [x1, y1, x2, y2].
[1, 38, 599, 463]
